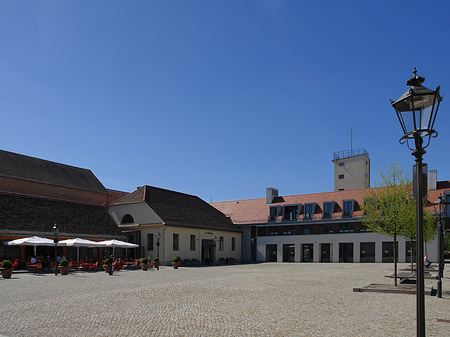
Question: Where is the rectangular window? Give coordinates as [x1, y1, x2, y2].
[282, 226, 296, 235]
[339, 162, 345, 167]
[219, 236, 224, 251]
[319, 224, 334, 234]
[339, 174, 344, 179]
[339, 223, 354, 233]
[304, 203, 315, 220]
[231, 237, 236, 251]
[147, 233, 154, 251]
[301, 225, 313, 235]
[173, 233, 179, 251]
[190, 235, 196, 251]
[283, 205, 299, 221]
[343, 200, 354, 217]
[268, 227, 279, 236]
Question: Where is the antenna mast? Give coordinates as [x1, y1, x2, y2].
[347, 128, 357, 151]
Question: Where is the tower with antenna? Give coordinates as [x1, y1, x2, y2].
[332, 129, 370, 191]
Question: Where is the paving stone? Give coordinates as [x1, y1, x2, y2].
[0, 264, 448, 336]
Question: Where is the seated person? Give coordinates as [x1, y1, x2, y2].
[424, 254, 432, 267]
[30, 256, 37, 264]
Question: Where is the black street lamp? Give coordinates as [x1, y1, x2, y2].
[212, 235, 217, 266]
[53, 224, 58, 276]
[251, 237, 255, 263]
[433, 195, 448, 299]
[391, 67, 442, 337]
[155, 232, 161, 270]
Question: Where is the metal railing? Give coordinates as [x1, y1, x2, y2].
[333, 148, 369, 160]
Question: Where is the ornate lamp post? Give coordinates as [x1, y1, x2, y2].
[53, 224, 58, 276]
[391, 67, 442, 337]
[433, 195, 448, 298]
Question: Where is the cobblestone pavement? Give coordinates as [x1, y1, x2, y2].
[0, 263, 449, 336]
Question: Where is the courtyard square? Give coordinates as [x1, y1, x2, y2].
[0, 263, 449, 337]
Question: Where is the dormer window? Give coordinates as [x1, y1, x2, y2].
[121, 214, 135, 224]
[342, 200, 355, 217]
[304, 203, 316, 220]
[445, 191, 450, 218]
[322, 201, 335, 219]
[283, 204, 301, 221]
[269, 206, 281, 221]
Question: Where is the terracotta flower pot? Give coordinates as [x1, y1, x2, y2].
[103, 265, 110, 273]
[141, 263, 149, 271]
[58, 265, 70, 275]
[0, 267, 13, 279]
[172, 262, 179, 269]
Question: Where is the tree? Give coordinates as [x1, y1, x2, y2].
[362, 163, 412, 286]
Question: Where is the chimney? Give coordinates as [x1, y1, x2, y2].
[429, 170, 437, 191]
[266, 187, 278, 204]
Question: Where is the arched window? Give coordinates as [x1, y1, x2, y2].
[121, 214, 134, 224]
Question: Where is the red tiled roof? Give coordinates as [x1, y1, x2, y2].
[211, 183, 450, 225]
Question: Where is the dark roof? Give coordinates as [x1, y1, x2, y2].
[113, 185, 240, 232]
[0, 150, 107, 194]
[0, 192, 123, 238]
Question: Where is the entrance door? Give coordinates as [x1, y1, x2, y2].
[360, 242, 375, 262]
[266, 244, 277, 262]
[321, 243, 331, 262]
[202, 239, 214, 265]
[339, 243, 354, 262]
[382, 241, 398, 263]
[283, 244, 295, 262]
[302, 244, 313, 262]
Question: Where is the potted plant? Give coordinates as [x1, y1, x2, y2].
[141, 257, 149, 271]
[58, 259, 70, 275]
[172, 256, 181, 269]
[103, 258, 111, 273]
[153, 257, 159, 270]
[0, 260, 13, 279]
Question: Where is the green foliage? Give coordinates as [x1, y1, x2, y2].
[1, 260, 12, 269]
[445, 233, 450, 251]
[141, 257, 149, 264]
[153, 257, 159, 262]
[103, 258, 110, 265]
[59, 259, 69, 267]
[362, 163, 412, 238]
[172, 256, 181, 262]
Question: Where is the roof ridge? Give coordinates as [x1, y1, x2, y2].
[0, 149, 91, 172]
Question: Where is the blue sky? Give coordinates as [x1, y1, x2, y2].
[1, 1, 449, 202]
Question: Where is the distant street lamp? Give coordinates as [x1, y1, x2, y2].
[156, 232, 161, 268]
[433, 195, 448, 298]
[251, 237, 255, 263]
[53, 224, 58, 276]
[391, 67, 442, 337]
[212, 236, 217, 266]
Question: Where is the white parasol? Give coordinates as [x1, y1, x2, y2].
[97, 239, 139, 257]
[4, 236, 55, 256]
[57, 238, 104, 262]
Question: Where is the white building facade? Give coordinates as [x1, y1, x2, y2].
[109, 185, 241, 265]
